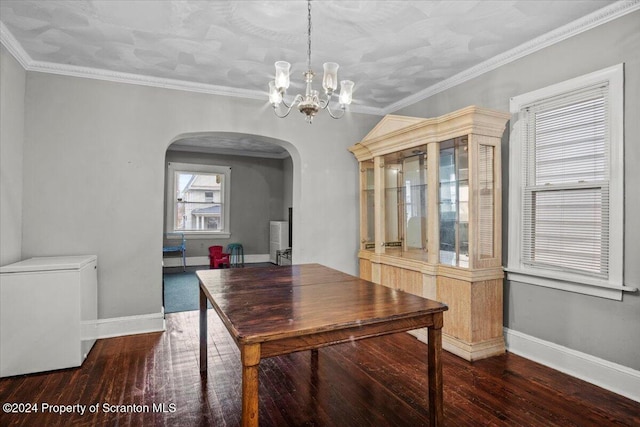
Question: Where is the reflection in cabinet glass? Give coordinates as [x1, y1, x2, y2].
[349, 106, 510, 362]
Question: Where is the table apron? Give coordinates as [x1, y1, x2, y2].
[256, 314, 437, 359]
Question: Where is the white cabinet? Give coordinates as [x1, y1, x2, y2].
[269, 221, 289, 264]
[0, 255, 98, 377]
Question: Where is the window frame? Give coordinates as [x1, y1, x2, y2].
[506, 64, 625, 300]
[165, 162, 232, 239]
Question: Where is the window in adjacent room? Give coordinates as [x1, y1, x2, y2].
[166, 162, 231, 238]
[507, 64, 626, 300]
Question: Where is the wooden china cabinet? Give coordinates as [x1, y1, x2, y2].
[349, 106, 510, 361]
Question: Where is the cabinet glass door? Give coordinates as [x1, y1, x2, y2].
[402, 147, 428, 259]
[439, 137, 469, 267]
[361, 160, 375, 250]
[383, 153, 403, 253]
[382, 148, 429, 259]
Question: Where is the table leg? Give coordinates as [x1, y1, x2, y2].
[199, 286, 208, 374]
[428, 312, 444, 426]
[241, 344, 261, 427]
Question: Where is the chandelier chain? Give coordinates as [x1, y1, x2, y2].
[307, 0, 312, 71]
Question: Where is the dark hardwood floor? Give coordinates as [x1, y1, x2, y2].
[1, 310, 638, 426]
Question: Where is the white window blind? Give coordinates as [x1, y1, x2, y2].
[521, 84, 609, 278]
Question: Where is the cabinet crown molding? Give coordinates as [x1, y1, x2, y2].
[349, 105, 510, 161]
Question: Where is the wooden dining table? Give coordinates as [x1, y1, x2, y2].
[198, 263, 448, 426]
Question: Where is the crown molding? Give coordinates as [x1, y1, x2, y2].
[34, 60, 269, 100]
[382, 0, 640, 115]
[348, 104, 386, 116]
[2, 1, 637, 116]
[0, 21, 30, 69]
[0, 21, 267, 101]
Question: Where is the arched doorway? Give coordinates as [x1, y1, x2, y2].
[161, 132, 296, 313]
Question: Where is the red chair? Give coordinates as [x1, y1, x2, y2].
[209, 245, 230, 269]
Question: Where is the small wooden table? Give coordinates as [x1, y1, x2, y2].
[198, 264, 448, 426]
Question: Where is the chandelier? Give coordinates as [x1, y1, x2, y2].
[268, 0, 354, 124]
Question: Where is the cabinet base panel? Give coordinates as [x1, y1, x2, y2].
[407, 329, 504, 362]
[443, 334, 505, 362]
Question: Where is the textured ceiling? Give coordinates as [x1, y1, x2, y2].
[0, 0, 626, 155]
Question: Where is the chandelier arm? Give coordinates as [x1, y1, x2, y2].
[273, 94, 303, 118]
[325, 102, 347, 120]
[280, 96, 292, 109]
[272, 104, 294, 118]
[317, 95, 330, 110]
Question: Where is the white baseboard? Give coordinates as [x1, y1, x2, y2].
[504, 327, 640, 402]
[407, 327, 428, 343]
[245, 254, 270, 263]
[163, 254, 270, 268]
[94, 311, 166, 339]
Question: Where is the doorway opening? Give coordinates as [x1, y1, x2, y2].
[161, 132, 294, 313]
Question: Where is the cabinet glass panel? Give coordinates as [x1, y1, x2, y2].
[478, 144, 495, 259]
[361, 160, 375, 250]
[439, 137, 469, 267]
[383, 148, 428, 259]
[383, 153, 403, 254]
[402, 147, 428, 259]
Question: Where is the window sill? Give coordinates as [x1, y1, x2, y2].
[504, 267, 629, 300]
[167, 232, 231, 240]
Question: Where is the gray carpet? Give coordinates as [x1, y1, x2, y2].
[163, 263, 273, 313]
[163, 271, 206, 313]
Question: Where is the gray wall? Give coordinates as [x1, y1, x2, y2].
[283, 156, 294, 221]
[164, 150, 289, 258]
[396, 11, 640, 370]
[0, 45, 25, 265]
[18, 68, 378, 320]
